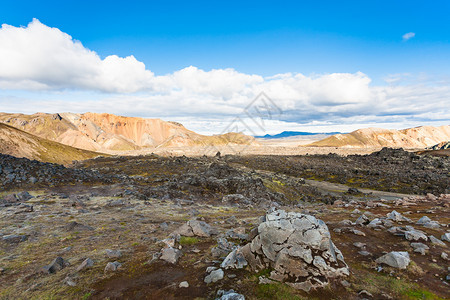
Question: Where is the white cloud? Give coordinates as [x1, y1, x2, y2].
[0, 20, 448, 134]
[0, 19, 155, 93]
[402, 32, 416, 41]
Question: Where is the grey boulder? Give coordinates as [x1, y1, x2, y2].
[160, 247, 182, 264]
[204, 268, 224, 283]
[375, 251, 410, 269]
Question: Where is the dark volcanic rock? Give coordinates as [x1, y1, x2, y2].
[42, 257, 67, 274]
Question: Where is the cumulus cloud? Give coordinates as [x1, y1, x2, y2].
[0, 19, 155, 92]
[0, 20, 448, 134]
[402, 32, 415, 41]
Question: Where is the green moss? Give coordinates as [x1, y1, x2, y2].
[272, 179, 285, 186]
[179, 236, 200, 245]
[256, 282, 306, 300]
[354, 270, 443, 300]
[404, 289, 443, 300]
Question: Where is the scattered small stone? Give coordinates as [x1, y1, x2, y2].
[359, 289, 373, 298]
[204, 268, 224, 283]
[347, 187, 361, 195]
[225, 216, 238, 225]
[206, 266, 218, 273]
[351, 229, 366, 236]
[105, 199, 126, 207]
[416, 216, 432, 225]
[105, 249, 122, 258]
[173, 219, 214, 237]
[2, 234, 28, 244]
[387, 210, 411, 222]
[339, 219, 353, 226]
[358, 251, 371, 256]
[151, 252, 162, 262]
[355, 214, 370, 226]
[353, 242, 366, 249]
[14, 203, 33, 214]
[179, 281, 189, 288]
[64, 221, 94, 231]
[429, 235, 446, 246]
[104, 261, 122, 272]
[160, 247, 182, 264]
[64, 276, 77, 287]
[76, 258, 94, 272]
[226, 227, 248, 240]
[381, 293, 393, 300]
[42, 257, 66, 274]
[367, 218, 383, 229]
[160, 222, 169, 231]
[341, 280, 351, 287]
[405, 230, 427, 242]
[16, 191, 33, 201]
[442, 233, 450, 242]
[216, 289, 245, 300]
[221, 247, 248, 269]
[411, 243, 429, 255]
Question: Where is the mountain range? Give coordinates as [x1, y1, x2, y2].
[0, 112, 256, 152]
[255, 131, 341, 139]
[0, 112, 257, 163]
[1, 112, 449, 163]
[309, 125, 450, 148]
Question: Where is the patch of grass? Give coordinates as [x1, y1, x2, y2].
[407, 261, 425, 276]
[252, 268, 273, 279]
[272, 179, 285, 186]
[256, 282, 305, 300]
[81, 292, 92, 300]
[179, 236, 200, 246]
[404, 289, 444, 300]
[354, 270, 443, 300]
[428, 263, 444, 271]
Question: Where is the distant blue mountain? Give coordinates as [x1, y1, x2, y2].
[255, 131, 340, 139]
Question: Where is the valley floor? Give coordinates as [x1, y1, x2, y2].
[0, 149, 449, 300]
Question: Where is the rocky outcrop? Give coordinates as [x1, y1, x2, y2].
[222, 209, 349, 292]
[427, 141, 450, 150]
[0, 153, 119, 191]
[173, 220, 214, 237]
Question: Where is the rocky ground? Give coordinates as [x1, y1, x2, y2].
[0, 148, 449, 300]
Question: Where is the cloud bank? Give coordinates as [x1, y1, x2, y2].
[0, 19, 448, 134]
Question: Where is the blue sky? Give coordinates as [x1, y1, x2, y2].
[0, 1, 449, 134]
[2, 0, 450, 79]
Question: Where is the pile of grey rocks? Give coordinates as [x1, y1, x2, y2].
[221, 209, 349, 292]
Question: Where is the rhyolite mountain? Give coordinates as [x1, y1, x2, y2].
[0, 112, 256, 152]
[309, 125, 450, 148]
[0, 123, 103, 164]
